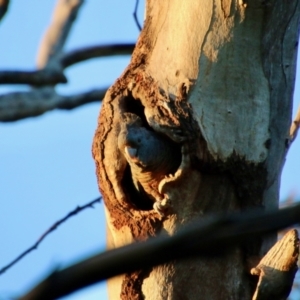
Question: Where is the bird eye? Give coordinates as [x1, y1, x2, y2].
[125, 146, 137, 159]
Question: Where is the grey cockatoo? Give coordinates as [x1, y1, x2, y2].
[118, 113, 181, 213]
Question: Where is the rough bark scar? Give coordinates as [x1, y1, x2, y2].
[93, 70, 204, 238]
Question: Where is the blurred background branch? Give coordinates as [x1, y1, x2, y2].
[19, 203, 300, 300]
[0, 0, 134, 122]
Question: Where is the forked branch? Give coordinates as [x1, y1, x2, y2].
[0, 44, 134, 85]
[0, 0, 134, 122]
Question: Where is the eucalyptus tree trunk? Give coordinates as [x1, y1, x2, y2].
[93, 1, 300, 299]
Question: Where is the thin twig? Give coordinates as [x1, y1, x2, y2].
[0, 197, 101, 276]
[289, 104, 300, 145]
[19, 203, 300, 300]
[133, 0, 142, 31]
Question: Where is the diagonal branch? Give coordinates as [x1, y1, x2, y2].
[0, 0, 9, 22]
[0, 87, 107, 122]
[60, 43, 135, 68]
[19, 203, 300, 300]
[36, 0, 84, 70]
[0, 197, 101, 276]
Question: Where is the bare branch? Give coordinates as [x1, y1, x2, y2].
[289, 104, 300, 145]
[0, 87, 106, 122]
[19, 203, 300, 300]
[61, 44, 135, 68]
[56, 88, 106, 109]
[0, 43, 134, 87]
[0, 0, 9, 22]
[0, 70, 67, 85]
[36, 0, 84, 69]
[133, 0, 142, 31]
[0, 197, 101, 276]
[251, 229, 299, 300]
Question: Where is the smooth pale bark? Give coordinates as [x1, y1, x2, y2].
[93, 1, 300, 299]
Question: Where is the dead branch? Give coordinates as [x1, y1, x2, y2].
[19, 203, 300, 300]
[36, 0, 84, 70]
[0, 0, 133, 122]
[0, 0, 9, 21]
[0, 70, 67, 85]
[0, 43, 135, 86]
[60, 44, 135, 68]
[0, 88, 106, 122]
[289, 104, 300, 145]
[56, 88, 106, 109]
[0, 197, 101, 276]
[0, 43, 134, 86]
[251, 229, 299, 300]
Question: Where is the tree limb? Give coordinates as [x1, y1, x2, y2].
[56, 88, 106, 109]
[60, 44, 135, 68]
[0, 0, 9, 22]
[0, 1, 133, 122]
[0, 87, 106, 122]
[0, 43, 134, 86]
[19, 203, 300, 300]
[0, 70, 67, 85]
[0, 197, 101, 276]
[36, 0, 84, 70]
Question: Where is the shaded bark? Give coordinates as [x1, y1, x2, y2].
[93, 0, 300, 299]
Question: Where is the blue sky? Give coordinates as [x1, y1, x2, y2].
[0, 1, 299, 300]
